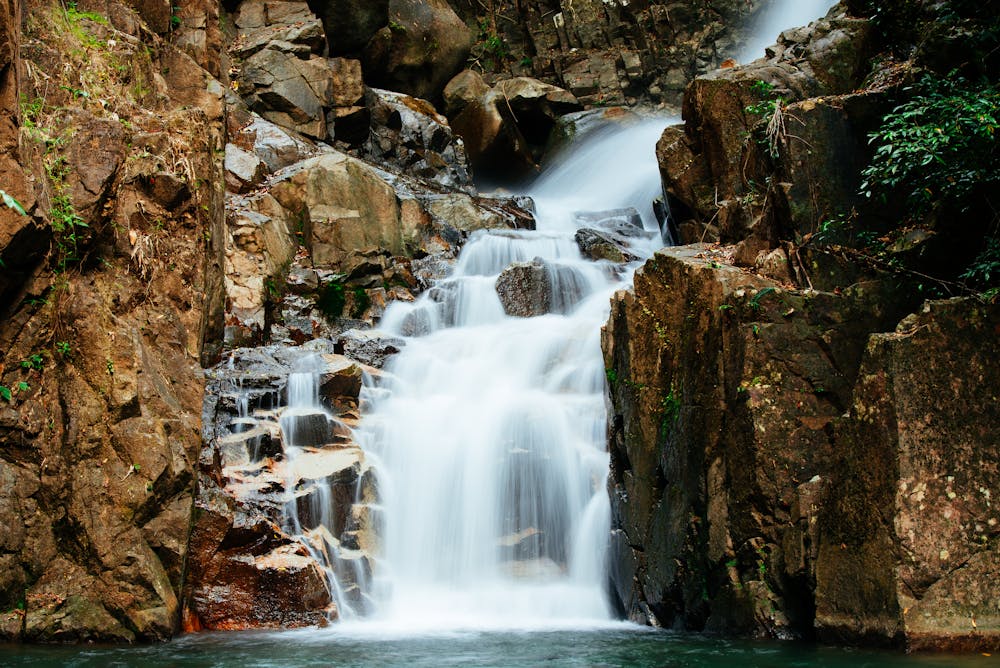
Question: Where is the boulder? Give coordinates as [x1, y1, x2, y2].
[495, 258, 551, 317]
[336, 329, 404, 368]
[362, 87, 471, 189]
[225, 144, 267, 193]
[572, 207, 647, 238]
[574, 228, 636, 263]
[270, 152, 405, 267]
[318, 354, 364, 407]
[444, 71, 581, 176]
[238, 114, 322, 173]
[362, 0, 473, 101]
[238, 46, 335, 140]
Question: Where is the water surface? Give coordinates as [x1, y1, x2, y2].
[2, 628, 994, 667]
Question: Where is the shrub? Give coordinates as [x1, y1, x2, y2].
[860, 73, 1000, 218]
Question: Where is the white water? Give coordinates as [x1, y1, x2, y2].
[349, 119, 671, 631]
[737, 0, 838, 63]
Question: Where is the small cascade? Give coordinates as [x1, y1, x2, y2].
[200, 343, 381, 625]
[276, 355, 378, 619]
[349, 117, 672, 630]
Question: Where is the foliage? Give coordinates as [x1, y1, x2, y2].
[21, 353, 45, 371]
[351, 287, 370, 319]
[960, 237, 1000, 287]
[46, 157, 89, 272]
[659, 387, 681, 441]
[860, 74, 1000, 218]
[745, 80, 785, 158]
[745, 80, 778, 117]
[473, 18, 509, 72]
[316, 279, 347, 320]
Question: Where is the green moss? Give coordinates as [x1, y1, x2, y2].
[316, 280, 346, 320]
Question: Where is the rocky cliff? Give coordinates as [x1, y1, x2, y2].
[0, 0, 226, 641]
[1, 0, 995, 651]
[603, 0, 1000, 651]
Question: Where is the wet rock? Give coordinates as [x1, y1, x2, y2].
[362, 0, 473, 101]
[336, 329, 404, 368]
[574, 228, 636, 263]
[572, 207, 648, 239]
[318, 354, 364, 407]
[280, 411, 333, 448]
[496, 258, 552, 317]
[363, 87, 471, 188]
[184, 477, 335, 631]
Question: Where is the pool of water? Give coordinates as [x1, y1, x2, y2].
[1, 627, 994, 667]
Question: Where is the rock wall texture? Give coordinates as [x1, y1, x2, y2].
[0, 0, 226, 642]
[448, 0, 778, 106]
[604, 249, 1000, 650]
[604, 0, 1000, 652]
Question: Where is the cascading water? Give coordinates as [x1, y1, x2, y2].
[350, 118, 672, 630]
[737, 0, 839, 62]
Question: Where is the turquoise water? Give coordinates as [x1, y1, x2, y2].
[1, 628, 996, 667]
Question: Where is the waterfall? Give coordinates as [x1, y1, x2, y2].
[349, 118, 672, 630]
[737, 0, 839, 62]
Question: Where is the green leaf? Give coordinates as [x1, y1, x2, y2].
[1, 190, 27, 216]
[0, 386, 11, 402]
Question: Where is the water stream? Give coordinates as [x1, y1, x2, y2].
[345, 118, 672, 630]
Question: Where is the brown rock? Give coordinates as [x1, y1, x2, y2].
[816, 299, 1000, 651]
[603, 245, 914, 636]
[362, 0, 473, 101]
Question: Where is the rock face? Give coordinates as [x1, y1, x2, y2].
[449, 0, 779, 105]
[603, 246, 913, 637]
[0, 0, 226, 642]
[605, 246, 1000, 649]
[816, 300, 1000, 651]
[606, 0, 1000, 651]
[656, 5, 875, 250]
